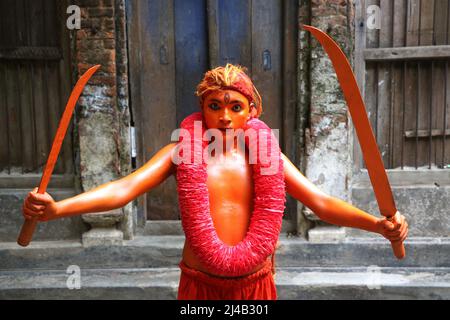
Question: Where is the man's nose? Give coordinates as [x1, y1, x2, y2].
[219, 110, 231, 123]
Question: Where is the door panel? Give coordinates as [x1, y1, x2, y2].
[251, 0, 282, 131]
[0, 0, 73, 185]
[175, 0, 210, 124]
[208, 0, 252, 68]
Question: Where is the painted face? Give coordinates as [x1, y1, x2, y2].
[202, 90, 253, 130]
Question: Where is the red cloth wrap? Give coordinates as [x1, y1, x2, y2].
[177, 259, 277, 300]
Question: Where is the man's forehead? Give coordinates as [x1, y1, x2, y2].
[206, 89, 247, 102]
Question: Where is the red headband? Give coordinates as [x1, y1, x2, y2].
[201, 73, 255, 105]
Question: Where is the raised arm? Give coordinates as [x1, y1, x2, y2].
[282, 153, 408, 241]
[23, 143, 177, 221]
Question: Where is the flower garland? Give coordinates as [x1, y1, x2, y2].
[176, 112, 286, 277]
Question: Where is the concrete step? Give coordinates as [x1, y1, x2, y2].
[0, 267, 179, 300]
[0, 267, 448, 300]
[0, 236, 449, 270]
[276, 267, 450, 299]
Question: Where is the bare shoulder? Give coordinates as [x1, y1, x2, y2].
[134, 142, 178, 176]
[118, 142, 179, 198]
[158, 142, 178, 157]
[281, 152, 296, 170]
[281, 152, 290, 162]
[148, 142, 177, 167]
[150, 142, 178, 158]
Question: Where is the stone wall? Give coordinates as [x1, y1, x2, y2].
[74, 0, 132, 244]
[301, 0, 355, 241]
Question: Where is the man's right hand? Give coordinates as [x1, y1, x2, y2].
[22, 188, 58, 222]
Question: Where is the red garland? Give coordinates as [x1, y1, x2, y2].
[176, 112, 286, 277]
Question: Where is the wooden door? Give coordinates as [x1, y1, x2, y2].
[0, 0, 73, 189]
[355, 0, 450, 170]
[127, 0, 298, 222]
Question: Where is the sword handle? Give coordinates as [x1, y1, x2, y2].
[17, 218, 38, 247]
[18, 144, 53, 247]
[391, 240, 406, 259]
[18, 185, 47, 247]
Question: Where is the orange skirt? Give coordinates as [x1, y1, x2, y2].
[177, 259, 277, 300]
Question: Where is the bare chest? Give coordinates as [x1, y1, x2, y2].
[205, 152, 254, 244]
[205, 152, 253, 201]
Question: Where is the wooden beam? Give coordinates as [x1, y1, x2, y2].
[404, 129, 450, 138]
[364, 45, 450, 61]
[0, 46, 62, 60]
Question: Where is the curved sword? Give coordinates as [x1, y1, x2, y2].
[303, 25, 405, 259]
[17, 65, 101, 247]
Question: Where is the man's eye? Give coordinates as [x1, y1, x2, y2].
[232, 104, 242, 112]
[209, 103, 220, 110]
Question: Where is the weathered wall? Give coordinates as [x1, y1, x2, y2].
[302, 0, 354, 238]
[74, 0, 133, 241]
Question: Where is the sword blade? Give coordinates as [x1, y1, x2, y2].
[17, 65, 101, 247]
[303, 25, 405, 259]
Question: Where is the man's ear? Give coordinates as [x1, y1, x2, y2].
[249, 103, 258, 118]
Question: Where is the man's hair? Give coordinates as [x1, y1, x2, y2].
[195, 63, 263, 117]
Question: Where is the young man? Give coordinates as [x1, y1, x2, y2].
[23, 64, 408, 300]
